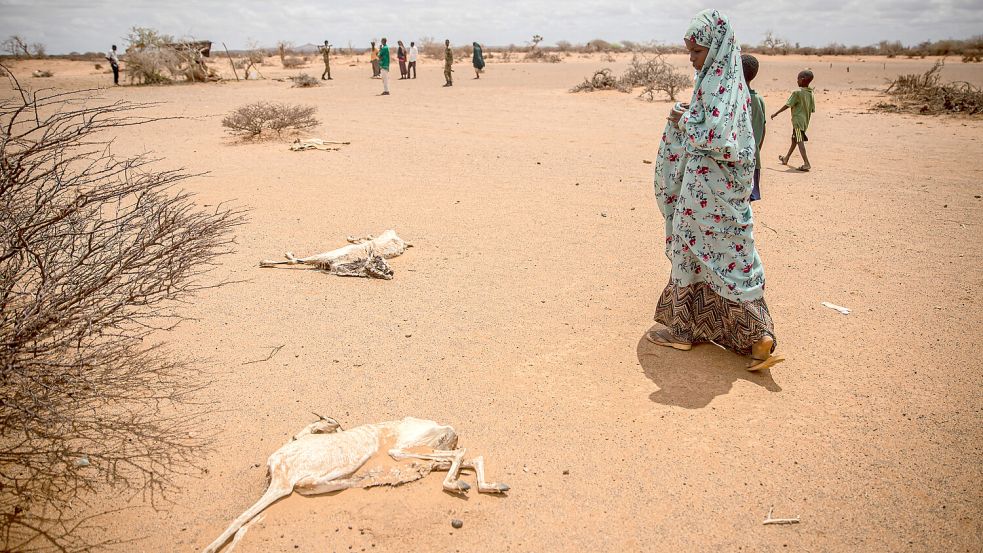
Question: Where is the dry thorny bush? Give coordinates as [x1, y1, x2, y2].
[222, 102, 319, 138]
[0, 66, 244, 551]
[124, 27, 218, 85]
[876, 60, 982, 115]
[290, 73, 320, 88]
[524, 49, 562, 63]
[571, 53, 691, 101]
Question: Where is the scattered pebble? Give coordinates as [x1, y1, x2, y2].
[600, 212, 607, 217]
[405, 334, 412, 338]
[562, 469, 570, 475]
[642, 159, 652, 164]
[451, 519, 463, 529]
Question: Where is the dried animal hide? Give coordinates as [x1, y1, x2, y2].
[290, 138, 351, 151]
[202, 416, 508, 553]
[260, 229, 409, 279]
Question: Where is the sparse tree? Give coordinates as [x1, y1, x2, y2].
[2, 35, 31, 58]
[0, 66, 244, 552]
[760, 30, 790, 55]
[222, 101, 319, 138]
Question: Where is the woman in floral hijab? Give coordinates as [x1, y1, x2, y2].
[650, 9, 783, 371]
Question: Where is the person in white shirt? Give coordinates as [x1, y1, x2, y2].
[106, 44, 120, 85]
[408, 41, 418, 79]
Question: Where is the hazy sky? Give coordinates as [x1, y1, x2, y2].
[1, 0, 980, 54]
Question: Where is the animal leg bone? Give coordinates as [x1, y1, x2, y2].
[464, 456, 510, 493]
[389, 448, 470, 493]
[202, 486, 292, 553]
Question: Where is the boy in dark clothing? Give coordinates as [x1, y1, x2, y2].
[742, 54, 765, 201]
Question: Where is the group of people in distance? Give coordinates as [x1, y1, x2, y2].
[651, 8, 816, 371]
[317, 38, 486, 95]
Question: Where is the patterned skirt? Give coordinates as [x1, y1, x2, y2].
[655, 281, 776, 356]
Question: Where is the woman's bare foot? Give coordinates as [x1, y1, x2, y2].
[778, 155, 788, 165]
[645, 328, 692, 351]
[746, 336, 784, 371]
[796, 164, 811, 172]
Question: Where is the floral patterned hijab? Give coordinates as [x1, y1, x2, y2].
[680, 9, 754, 163]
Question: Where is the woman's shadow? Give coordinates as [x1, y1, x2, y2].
[636, 327, 781, 409]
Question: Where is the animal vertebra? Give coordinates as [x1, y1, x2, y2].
[259, 229, 409, 279]
[203, 415, 508, 553]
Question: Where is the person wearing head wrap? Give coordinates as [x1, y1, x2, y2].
[472, 42, 485, 79]
[649, 9, 782, 371]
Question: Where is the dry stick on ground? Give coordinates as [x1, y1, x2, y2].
[242, 345, 285, 365]
[0, 63, 245, 552]
[763, 507, 801, 525]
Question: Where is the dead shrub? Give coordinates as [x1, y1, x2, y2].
[621, 53, 691, 101]
[570, 53, 691, 101]
[524, 49, 561, 63]
[290, 73, 320, 87]
[570, 68, 620, 92]
[94, 62, 103, 70]
[125, 48, 177, 84]
[419, 37, 445, 60]
[0, 67, 244, 551]
[282, 56, 305, 68]
[222, 101, 319, 138]
[879, 60, 982, 115]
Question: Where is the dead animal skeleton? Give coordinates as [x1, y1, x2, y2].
[259, 229, 409, 279]
[290, 138, 351, 151]
[203, 415, 508, 553]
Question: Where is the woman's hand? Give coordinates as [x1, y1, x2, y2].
[668, 103, 689, 123]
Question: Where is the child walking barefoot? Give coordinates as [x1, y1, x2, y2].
[772, 69, 815, 172]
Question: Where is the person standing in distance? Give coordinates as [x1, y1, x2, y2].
[370, 41, 380, 78]
[319, 40, 332, 80]
[379, 37, 391, 95]
[408, 41, 418, 78]
[443, 39, 453, 87]
[106, 44, 120, 85]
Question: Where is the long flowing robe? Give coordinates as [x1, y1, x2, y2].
[472, 43, 485, 70]
[653, 9, 775, 355]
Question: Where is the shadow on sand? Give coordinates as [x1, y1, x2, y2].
[636, 326, 781, 409]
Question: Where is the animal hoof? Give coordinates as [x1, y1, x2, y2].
[446, 480, 470, 493]
[493, 483, 510, 493]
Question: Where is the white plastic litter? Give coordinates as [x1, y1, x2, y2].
[821, 302, 850, 315]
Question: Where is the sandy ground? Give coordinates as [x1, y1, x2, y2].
[3, 53, 982, 552]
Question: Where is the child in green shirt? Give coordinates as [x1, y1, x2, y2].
[771, 69, 815, 172]
[742, 54, 765, 201]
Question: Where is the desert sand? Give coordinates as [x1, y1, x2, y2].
[2, 52, 982, 552]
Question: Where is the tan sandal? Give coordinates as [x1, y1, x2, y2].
[746, 336, 784, 371]
[645, 328, 692, 351]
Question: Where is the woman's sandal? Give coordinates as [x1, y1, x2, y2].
[746, 336, 785, 371]
[645, 328, 693, 351]
[796, 165, 811, 172]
